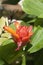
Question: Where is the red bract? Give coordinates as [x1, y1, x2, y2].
[3, 22, 33, 51]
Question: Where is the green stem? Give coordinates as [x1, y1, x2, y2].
[22, 54, 26, 65]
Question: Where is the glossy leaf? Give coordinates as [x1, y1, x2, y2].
[28, 26, 43, 53]
[22, 0, 43, 18]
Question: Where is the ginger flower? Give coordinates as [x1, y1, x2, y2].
[3, 22, 33, 51]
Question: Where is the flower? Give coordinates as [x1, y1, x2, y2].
[3, 22, 33, 51]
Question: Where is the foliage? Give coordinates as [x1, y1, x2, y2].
[0, 0, 43, 65]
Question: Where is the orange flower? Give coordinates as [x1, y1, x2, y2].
[3, 22, 33, 51]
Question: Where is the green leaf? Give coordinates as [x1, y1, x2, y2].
[1, 39, 14, 46]
[0, 38, 7, 45]
[1, 32, 11, 38]
[0, 17, 5, 29]
[0, 28, 2, 35]
[27, 18, 36, 24]
[21, 21, 30, 26]
[0, 59, 4, 65]
[22, 0, 43, 18]
[0, 39, 23, 64]
[0, 17, 6, 35]
[28, 26, 43, 53]
[10, 23, 16, 31]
